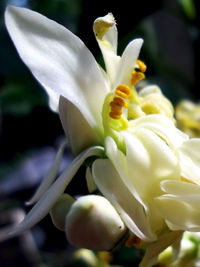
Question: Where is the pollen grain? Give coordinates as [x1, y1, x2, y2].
[137, 59, 147, 73]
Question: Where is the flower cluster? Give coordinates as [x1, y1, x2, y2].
[176, 100, 200, 138]
[4, 6, 200, 266]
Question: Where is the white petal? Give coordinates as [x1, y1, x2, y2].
[92, 158, 156, 241]
[93, 13, 120, 85]
[179, 139, 200, 185]
[159, 180, 200, 206]
[122, 129, 180, 234]
[105, 136, 145, 208]
[139, 85, 162, 97]
[5, 6, 109, 132]
[129, 114, 188, 149]
[121, 131, 151, 202]
[26, 140, 67, 205]
[8, 146, 104, 237]
[114, 38, 143, 87]
[154, 181, 200, 231]
[134, 129, 180, 180]
[59, 96, 103, 155]
[160, 180, 200, 195]
[122, 129, 180, 200]
[46, 88, 59, 112]
[139, 231, 183, 267]
[86, 166, 97, 193]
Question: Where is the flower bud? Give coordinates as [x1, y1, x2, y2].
[50, 194, 75, 231]
[65, 195, 127, 251]
[72, 249, 99, 267]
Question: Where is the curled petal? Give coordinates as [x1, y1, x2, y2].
[92, 158, 156, 242]
[93, 13, 120, 85]
[179, 139, 200, 185]
[114, 38, 143, 87]
[139, 231, 183, 267]
[160, 180, 200, 196]
[129, 114, 189, 149]
[86, 166, 97, 193]
[26, 140, 68, 205]
[8, 146, 104, 238]
[154, 191, 200, 231]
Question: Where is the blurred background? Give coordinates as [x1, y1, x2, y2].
[0, 0, 199, 266]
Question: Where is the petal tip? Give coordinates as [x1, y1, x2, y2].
[93, 13, 116, 40]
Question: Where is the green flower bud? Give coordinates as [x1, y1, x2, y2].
[65, 195, 127, 251]
[50, 194, 75, 231]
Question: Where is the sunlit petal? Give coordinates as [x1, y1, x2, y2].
[59, 96, 102, 154]
[179, 139, 200, 185]
[92, 158, 156, 241]
[8, 146, 104, 237]
[26, 140, 67, 205]
[114, 38, 143, 87]
[93, 13, 120, 85]
[129, 114, 188, 149]
[5, 6, 109, 133]
[155, 193, 200, 231]
[139, 231, 183, 267]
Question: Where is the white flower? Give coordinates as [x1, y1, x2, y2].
[5, 6, 200, 261]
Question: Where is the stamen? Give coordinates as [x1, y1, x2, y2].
[110, 97, 129, 108]
[109, 111, 122, 119]
[115, 84, 132, 99]
[109, 97, 128, 120]
[137, 59, 147, 73]
[131, 70, 145, 85]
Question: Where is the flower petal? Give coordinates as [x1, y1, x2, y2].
[59, 96, 103, 154]
[160, 180, 200, 195]
[86, 166, 97, 193]
[92, 158, 156, 241]
[105, 136, 145, 207]
[179, 139, 200, 185]
[159, 180, 200, 206]
[154, 186, 200, 231]
[5, 6, 109, 132]
[129, 114, 188, 149]
[93, 13, 120, 85]
[122, 129, 180, 201]
[122, 129, 180, 234]
[8, 146, 104, 238]
[26, 140, 67, 205]
[139, 231, 183, 267]
[114, 38, 143, 87]
[46, 87, 60, 112]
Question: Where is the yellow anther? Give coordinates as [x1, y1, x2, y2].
[131, 70, 145, 85]
[115, 84, 132, 99]
[109, 111, 122, 119]
[137, 59, 147, 73]
[110, 104, 122, 114]
[111, 97, 129, 108]
[109, 97, 129, 120]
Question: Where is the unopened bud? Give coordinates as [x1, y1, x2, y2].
[65, 195, 127, 251]
[50, 194, 75, 231]
[72, 249, 99, 267]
